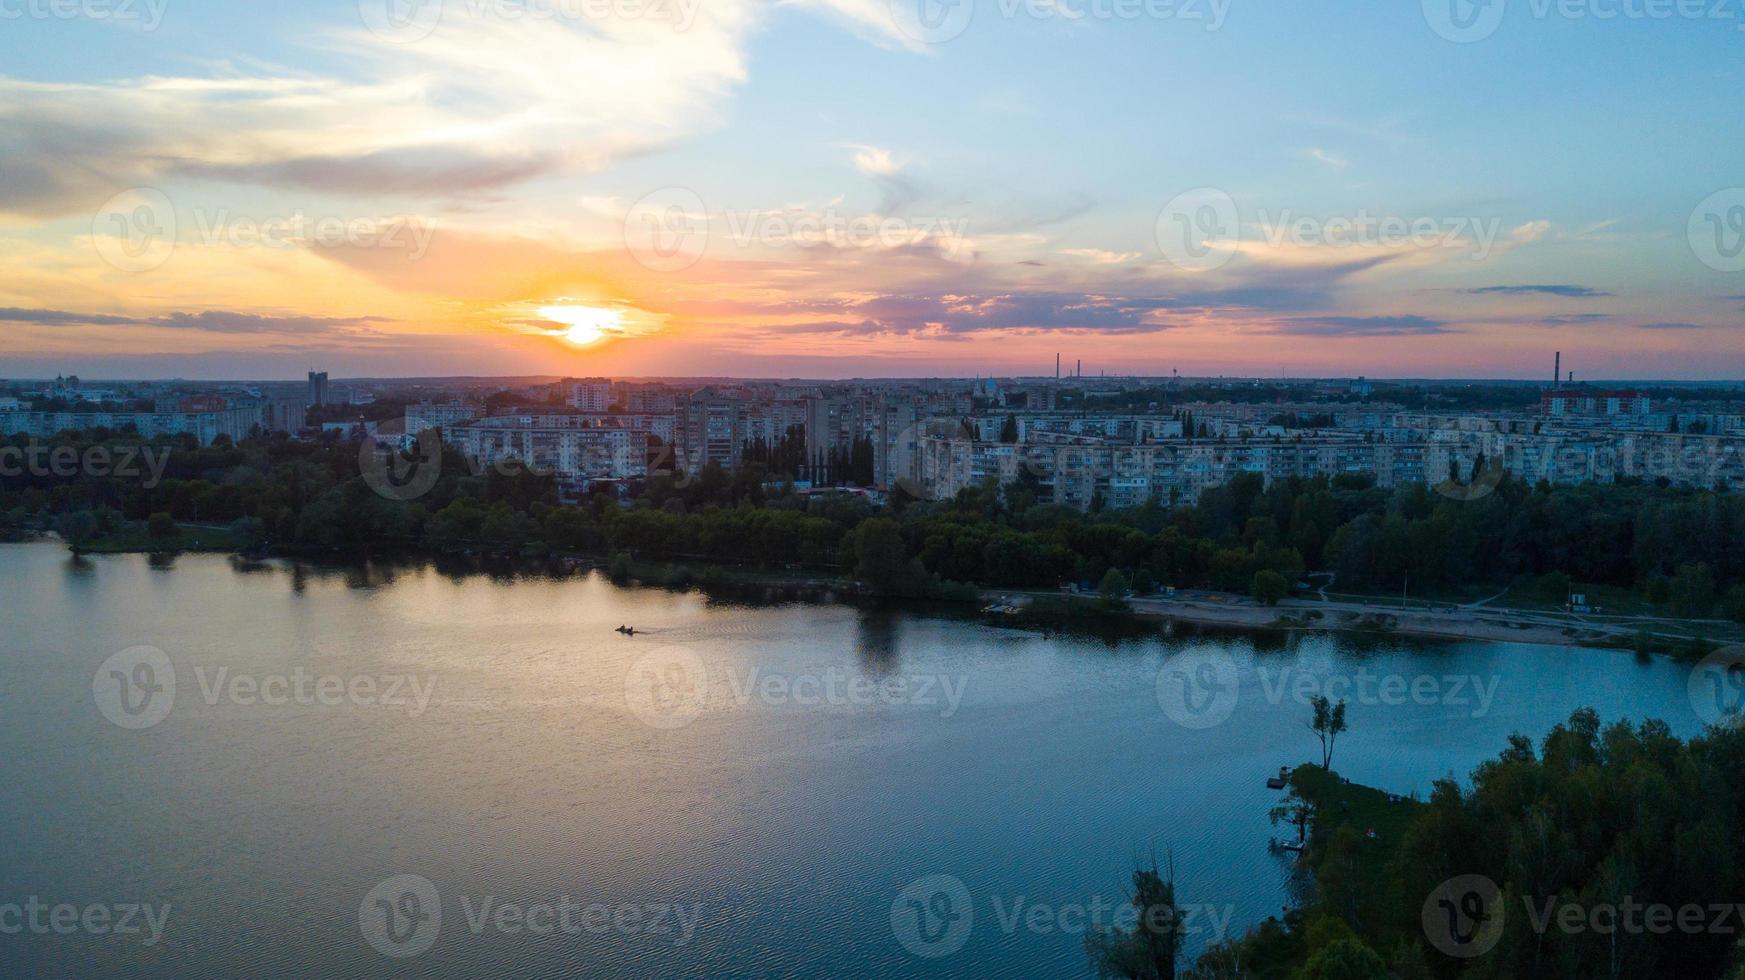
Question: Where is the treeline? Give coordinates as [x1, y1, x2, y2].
[1157, 711, 1745, 979]
[4, 429, 1745, 618]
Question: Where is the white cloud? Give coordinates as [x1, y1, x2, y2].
[1300, 147, 1348, 170]
[0, 3, 768, 217]
[848, 144, 904, 177]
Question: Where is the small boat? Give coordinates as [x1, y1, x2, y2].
[615, 625, 638, 636]
[1269, 837, 1306, 853]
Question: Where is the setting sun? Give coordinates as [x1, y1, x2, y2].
[540, 304, 624, 346]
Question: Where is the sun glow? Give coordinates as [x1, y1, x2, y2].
[540, 304, 624, 346]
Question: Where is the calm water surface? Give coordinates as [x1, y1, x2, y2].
[0, 540, 1706, 978]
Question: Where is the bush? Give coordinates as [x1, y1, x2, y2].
[147, 512, 180, 540]
[1252, 569, 1289, 606]
[1535, 570, 1572, 602]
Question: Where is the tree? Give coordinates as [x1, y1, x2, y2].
[999, 413, 1019, 443]
[147, 512, 179, 540]
[1251, 569, 1289, 606]
[847, 517, 912, 595]
[1670, 562, 1715, 617]
[53, 510, 100, 553]
[1086, 860, 1184, 980]
[1723, 583, 1745, 624]
[1100, 567, 1131, 600]
[1296, 938, 1388, 980]
[1536, 570, 1572, 603]
[1308, 695, 1347, 771]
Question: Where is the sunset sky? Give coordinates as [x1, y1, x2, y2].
[2, 0, 1743, 380]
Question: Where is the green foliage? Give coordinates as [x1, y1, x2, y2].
[1536, 570, 1572, 602]
[1308, 695, 1347, 771]
[1100, 567, 1131, 599]
[1205, 712, 1745, 979]
[147, 512, 179, 540]
[1670, 562, 1716, 617]
[1294, 938, 1387, 980]
[8, 431, 1745, 623]
[1087, 861, 1185, 980]
[1252, 569, 1290, 606]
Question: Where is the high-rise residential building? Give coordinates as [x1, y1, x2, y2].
[567, 379, 612, 413]
[257, 396, 308, 433]
[405, 401, 482, 434]
[307, 371, 330, 407]
[680, 389, 747, 474]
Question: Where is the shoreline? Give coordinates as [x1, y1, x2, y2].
[16, 533, 1734, 653]
[984, 588, 1738, 653]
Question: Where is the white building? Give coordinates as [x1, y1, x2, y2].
[566, 380, 613, 413]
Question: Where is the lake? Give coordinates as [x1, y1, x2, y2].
[0, 540, 1707, 978]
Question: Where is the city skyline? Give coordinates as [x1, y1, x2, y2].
[5, 2, 1745, 380]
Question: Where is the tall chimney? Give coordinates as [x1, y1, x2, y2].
[1554, 352, 1561, 388]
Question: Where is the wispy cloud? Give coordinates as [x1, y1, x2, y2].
[0, 307, 389, 334]
[1465, 284, 1612, 298]
[0, 5, 769, 218]
[1266, 315, 1455, 337]
[1300, 147, 1348, 170]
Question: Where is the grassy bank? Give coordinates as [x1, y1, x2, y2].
[79, 521, 251, 554]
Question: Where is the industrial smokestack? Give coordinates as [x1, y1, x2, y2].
[1554, 352, 1561, 388]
